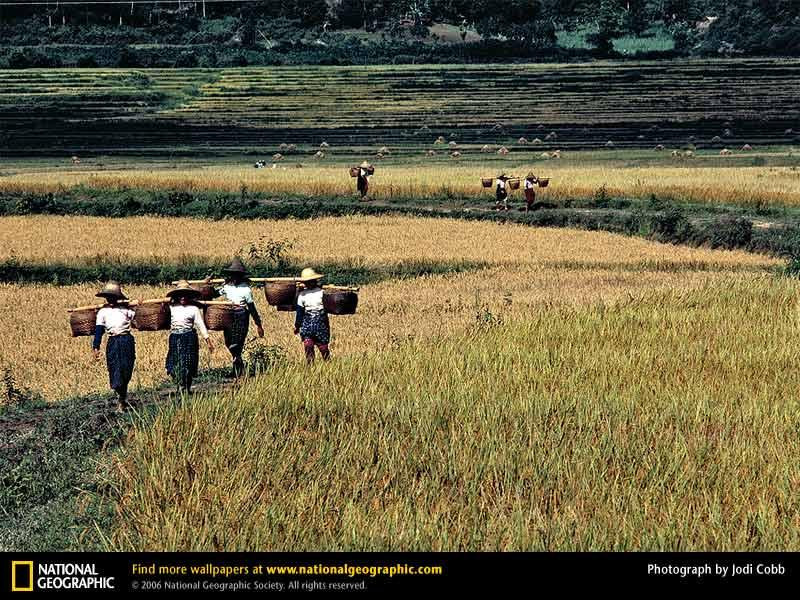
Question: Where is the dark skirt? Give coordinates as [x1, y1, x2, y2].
[106, 333, 135, 391]
[300, 311, 330, 345]
[166, 330, 199, 386]
[357, 176, 369, 196]
[223, 308, 249, 356]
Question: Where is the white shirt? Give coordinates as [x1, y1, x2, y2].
[524, 178, 536, 189]
[359, 168, 369, 178]
[496, 179, 507, 189]
[169, 304, 209, 339]
[297, 287, 325, 313]
[96, 306, 135, 336]
[219, 283, 254, 307]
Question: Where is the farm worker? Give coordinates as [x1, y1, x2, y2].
[165, 280, 214, 394]
[495, 172, 510, 211]
[524, 172, 538, 211]
[294, 268, 331, 364]
[92, 281, 136, 411]
[206, 257, 264, 378]
[357, 161, 371, 199]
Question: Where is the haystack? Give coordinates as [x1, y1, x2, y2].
[532, 138, 543, 145]
[272, 153, 283, 161]
[450, 151, 461, 158]
[654, 144, 666, 151]
[545, 132, 557, 141]
[605, 140, 615, 148]
[279, 143, 288, 151]
[720, 148, 732, 156]
[497, 146, 509, 155]
[518, 137, 528, 144]
[711, 136, 722, 143]
[313, 150, 325, 159]
[434, 136, 445, 145]
[741, 144, 753, 151]
[320, 141, 330, 148]
[449, 141, 458, 148]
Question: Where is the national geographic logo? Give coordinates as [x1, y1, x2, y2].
[10, 561, 115, 592]
[11, 561, 33, 592]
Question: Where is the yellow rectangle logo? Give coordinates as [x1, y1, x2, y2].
[11, 561, 33, 592]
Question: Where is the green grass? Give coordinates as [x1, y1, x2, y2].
[109, 280, 800, 551]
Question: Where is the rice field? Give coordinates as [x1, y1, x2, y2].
[0, 215, 779, 399]
[2, 60, 799, 154]
[3, 160, 800, 207]
[110, 280, 800, 551]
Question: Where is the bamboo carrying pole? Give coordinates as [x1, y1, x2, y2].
[68, 301, 140, 312]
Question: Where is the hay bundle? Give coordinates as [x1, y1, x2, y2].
[654, 144, 666, 151]
[741, 144, 753, 151]
[320, 141, 330, 148]
[518, 137, 528, 144]
[545, 131, 557, 141]
[313, 150, 325, 159]
[605, 140, 615, 148]
[425, 149, 436, 156]
[497, 146, 509, 155]
[71, 155, 80, 165]
[671, 150, 681, 157]
[711, 135, 722, 143]
[723, 129, 733, 137]
[279, 143, 288, 151]
[434, 136, 446, 145]
[287, 143, 297, 152]
[378, 146, 390, 154]
[532, 138, 543, 145]
[480, 144, 492, 153]
[375, 152, 385, 159]
[550, 150, 562, 159]
[720, 148, 732, 155]
[272, 153, 283, 161]
[448, 141, 458, 148]
[450, 151, 461, 158]
[539, 152, 552, 159]
[492, 123, 504, 132]
[785, 128, 794, 135]
[684, 150, 695, 158]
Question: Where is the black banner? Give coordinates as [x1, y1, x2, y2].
[1, 553, 798, 594]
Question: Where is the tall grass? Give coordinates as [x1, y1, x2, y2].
[110, 280, 800, 551]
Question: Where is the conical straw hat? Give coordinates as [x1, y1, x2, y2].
[299, 267, 324, 282]
[96, 281, 128, 301]
[222, 257, 249, 276]
[167, 280, 201, 299]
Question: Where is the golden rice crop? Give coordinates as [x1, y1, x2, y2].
[0, 214, 782, 269]
[110, 280, 800, 551]
[2, 162, 800, 206]
[0, 217, 778, 400]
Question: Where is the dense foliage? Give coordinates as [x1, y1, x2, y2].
[0, 1, 798, 63]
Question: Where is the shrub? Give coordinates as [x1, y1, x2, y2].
[707, 216, 753, 250]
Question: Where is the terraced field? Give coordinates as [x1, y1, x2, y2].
[2, 60, 799, 155]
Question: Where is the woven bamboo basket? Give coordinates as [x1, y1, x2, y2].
[481, 177, 493, 188]
[69, 306, 100, 337]
[277, 304, 295, 312]
[264, 278, 298, 307]
[202, 302, 239, 331]
[509, 178, 521, 190]
[349, 166, 359, 177]
[367, 165, 375, 175]
[197, 284, 217, 300]
[538, 178, 550, 188]
[133, 299, 170, 331]
[323, 287, 359, 315]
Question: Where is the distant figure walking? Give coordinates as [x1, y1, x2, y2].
[495, 172, 510, 211]
[524, 172, 538, 211]
[357, 160, 371, 200]
[294, 268, 331, 364]
[165, 280, 214, 394]
[92, 281, 136, 411]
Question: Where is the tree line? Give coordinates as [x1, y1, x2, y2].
[0, 1, 799, 58]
